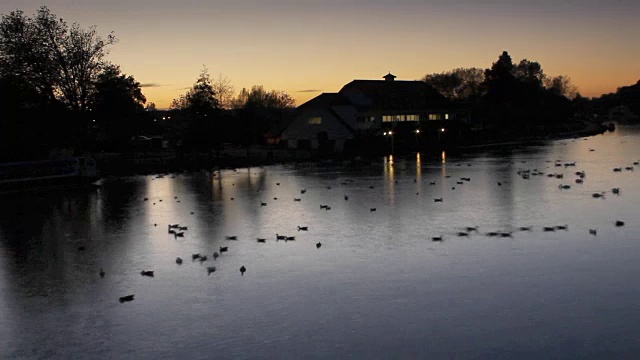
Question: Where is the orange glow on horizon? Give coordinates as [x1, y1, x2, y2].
[2, 1, 637, 109]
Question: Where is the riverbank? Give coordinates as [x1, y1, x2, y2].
[87, 121, 612, 176]
[458, 120, 609, 150]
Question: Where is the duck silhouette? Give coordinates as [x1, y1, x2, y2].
[240, 266, 247, 275]
[119, 295, 135, 303]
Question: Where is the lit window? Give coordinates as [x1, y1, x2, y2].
[308, 117, 321, 125]
[383, 115, 394, 122]
[428, 114, 442, 121]
[406, 114, 419, 121]
[445, 113, 449, 120]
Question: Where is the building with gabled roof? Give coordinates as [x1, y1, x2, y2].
[281, 73, 468, 153]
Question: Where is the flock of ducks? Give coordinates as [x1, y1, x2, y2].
[110, 146, 637, 304]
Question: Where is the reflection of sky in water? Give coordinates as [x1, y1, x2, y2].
[1, 125, 640, 358]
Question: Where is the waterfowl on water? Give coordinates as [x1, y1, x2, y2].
[519, 226, 532, 231]
[276, 234, 286, 240]
[297, 226, 308, 231]
[199, 255, 208, 262]
[140, 270, 154, 277]
[465, 226, 478, 232]
[119, 295, 135, 303]
[207, 266, 216, 275]
[457, 232, 469, 237]
[589, 229, 597, 236]
[257, 238, 266, 243]
[261, 202, 267, 206]
[219, 246, 228, 253]
[543, 227, 555, 232]
[192, 253, 201, 260]
[301, 189, 307, 194]
[370, 208, 377, 212]
[240, 265, 247, 275]
[612, 188, 620, 195]
[294, 198, 301, 201]
[431, 236, 443, 242]
[434, 198, 443, 202]
[99, 268, 105, 278]
[213, 252, 219, 260]
[615, 220, 625, 227]
[316, 242, 322, 249]
[555, 225, 568, 231]
[286, 236, 296, 241]
[176, 257, 183, 264]
[344, 195, 349, 200]
[225, 236, 237, 240]
[592, 193, 605, 198]
[174, 232, 184, 238]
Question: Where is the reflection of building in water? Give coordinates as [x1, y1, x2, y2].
[384, 155, 395, 205]
[282, 73, 469, 153]
[416, 153, 422, 183]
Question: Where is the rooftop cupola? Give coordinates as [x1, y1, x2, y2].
[383, 72, 396, 82]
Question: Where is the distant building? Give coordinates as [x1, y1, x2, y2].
[281, 73, 468, 152]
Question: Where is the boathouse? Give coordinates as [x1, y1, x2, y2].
[281, 73, 468, 152]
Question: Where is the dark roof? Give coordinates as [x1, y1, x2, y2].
[339, 80, 448, 110]
[297, 92, 351, 110]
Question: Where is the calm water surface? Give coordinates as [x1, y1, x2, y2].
[2, 126, 640, 359]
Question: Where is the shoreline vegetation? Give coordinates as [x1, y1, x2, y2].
[2, 8, 638, 179]
[93, 120, 612, 177]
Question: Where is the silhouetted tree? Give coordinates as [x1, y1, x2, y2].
[145, 102, 157, 111]
[544, 75, 578, 99]
[422, 67, 485, 100]
[170, 66, 222, 152]
[90, 64, 146, 149]
[231, 85, 295, 146]
[514, 59, 545, 88]
[171, 66, 219, 114]
[483, 51, 517, 103]
[0, 6, 117, 112]
[212, 74, 235, 110]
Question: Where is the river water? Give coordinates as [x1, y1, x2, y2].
[1, 125, 639, 359]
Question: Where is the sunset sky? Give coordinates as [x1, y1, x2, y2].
[1, 0, 638, 109]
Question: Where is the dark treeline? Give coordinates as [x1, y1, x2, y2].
[422, 51, 639, 142]
[0, 7, 295, 162]
[2, 8, 639, 162]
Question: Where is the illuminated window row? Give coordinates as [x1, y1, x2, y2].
[308, 117, 322, 124]
[428, 113, 451, 120]
[382, 114, 420, 122]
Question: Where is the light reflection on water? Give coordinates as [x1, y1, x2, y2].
[1, 125, 640, 358]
